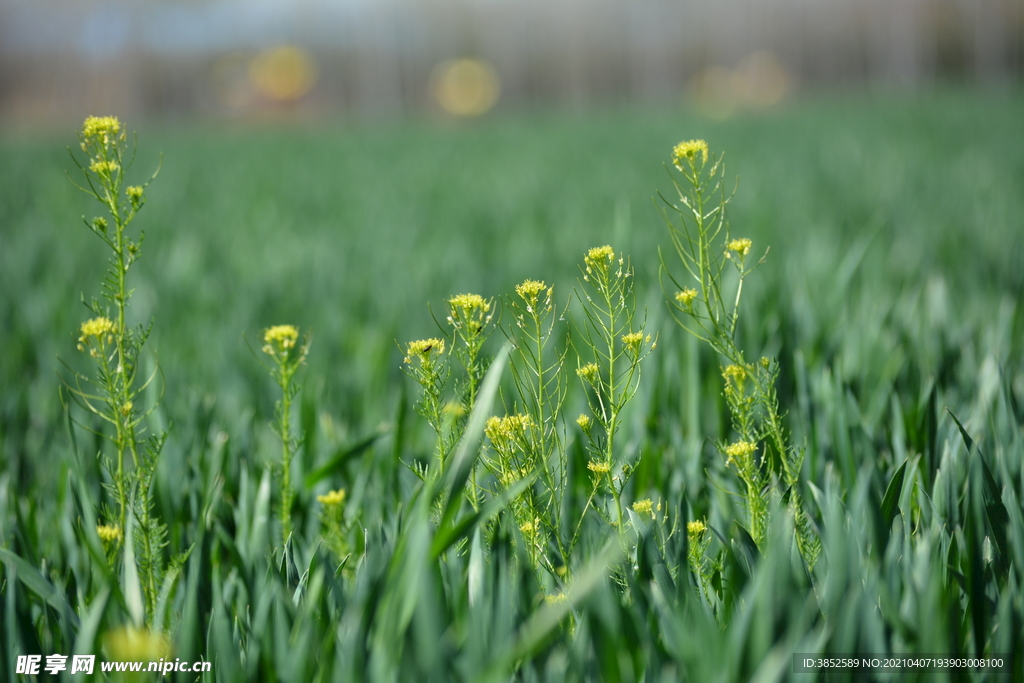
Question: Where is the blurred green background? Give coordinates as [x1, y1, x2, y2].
[2, 89, 1022, 488]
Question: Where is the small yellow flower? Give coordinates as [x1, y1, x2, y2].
[264, 324, 298, 347]
[80, 317, 116, 339]
[515, 279, 548, 308]
[96, 524, 121, 543]
[576, 362, 600, 384]
[672, 139, 709, 168]
[544, 592, 567, 604]
[725, 441, 757, 457]
[519, 520, 534, 534]
[486, 415, 532, 459]
[81, 116, 122, 141]
[485, 416, 503, 439]
[675, 288, 698, 306]
[726, 238, 752, 256]
[403, 338, 445, 364]
[103, 626, 171, 662]
[485, 414, 532, 443]
[442, 401, 466, 419]
[89, 159, 120, 175]
[507, 414, 532, 433]
[722, 364, 746, 383]
[724, 440, 757, 467]
[126, 185, 144, 202]
[584, 245, 615, 274]
[317, 489, 346, 506]
[621, 332, 644, 347]
[587, 460, 611, 474]
[687, 520, 707, 535]
[449, 293, 490, 316]
[632, 498, 655, 518]
[263, 324, 301, 357]
[576, 414, 592, 431]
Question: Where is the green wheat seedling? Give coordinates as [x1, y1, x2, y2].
[60, 116, 173, 621]
[261, 324, 311, 545]
[660, 139, 820, 569]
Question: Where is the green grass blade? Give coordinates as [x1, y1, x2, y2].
[431, 469, 537, 558]
[880, 458, 908, 532]
[0, 547, 81, 630]
[304, 429, 386, 489]
[949, 409, 1011, 573]
[122, 510, 145, 626]
[72, 586, 110, 658]
[437, 342, 509, 527]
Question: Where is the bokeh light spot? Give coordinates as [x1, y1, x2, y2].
[430, 58, 501, 117]
[248, 45, 319, 102]
[688, 51, 792, 118]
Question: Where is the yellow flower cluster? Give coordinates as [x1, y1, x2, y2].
[317, 489, 346, 506]
[263, 324, 299, 355]
[584, 245, 615, 274]
[442, 401, 466, 419]
[265, 325, 298, 347]
[447, 292, 492, 338]
[519, 520, 535, 534]
[81, 116, 122, 141]
[80, 317, 116, 339]
[576, 414, 592, 431]
[725, 441, 757, 458]
[727, 238, 752, 256]
[576, 362, 599, 384]
[587, 460, 611, 474]
[722, 364, 747, 383]
[675, 288, 698, 306]
[79, 116, 126, 164]
[78, 317, 116, 355]
[449, 293, 489, 316]
[632, 499, 655, 518]
[126, 185, 144, 202]
[621, 331, 645, 346]
[515, 279, 549, 308]
[687, 519, 709, 571]
[485, 414, 532, 443]
[96, 524, 121, 543]
[724, 440, 758, 467]
[103, 626, 172, 662]
[622, 331, 653, 358]
[403, 338, 445, 364]
[89, 159, 120, 175]
[672, 139, 709, 168]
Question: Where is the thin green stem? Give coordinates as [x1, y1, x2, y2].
[280, 370, 295, 544]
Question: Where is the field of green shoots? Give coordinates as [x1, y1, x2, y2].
[2, 89, 1023, 682]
